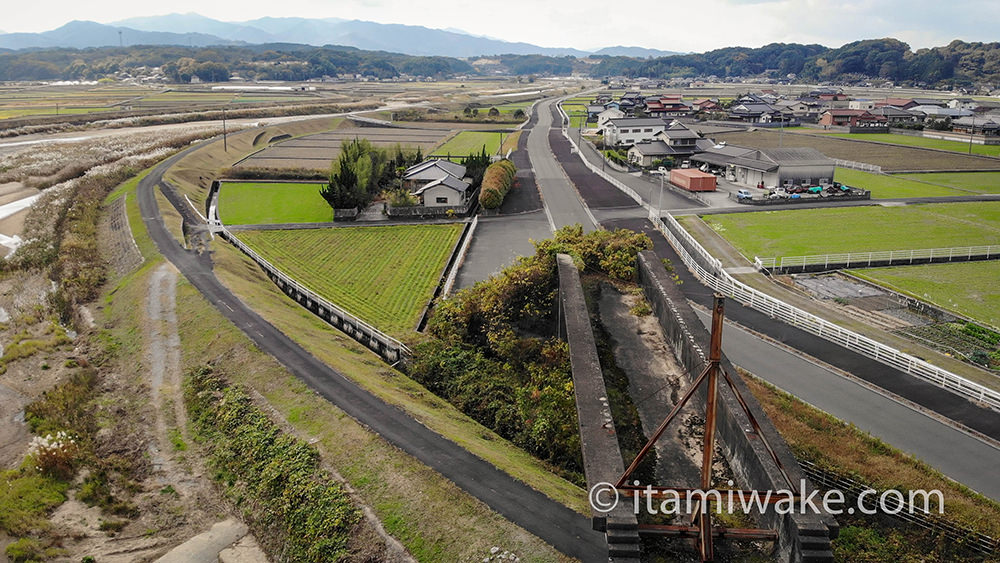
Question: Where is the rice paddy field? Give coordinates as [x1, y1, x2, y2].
[701, 202, 1000, 260]
[431, 130, 507, 157]
[834, 169, 967, 198]
[236, 224, 464, 335]
[850, 261, 1000, 329]
[218, 182, 331, 225]
[236, 126, 447, 170]
[894, 171, 1000, 194]
[817, 132, 1000, 158]
[714, 130, 1000, 171]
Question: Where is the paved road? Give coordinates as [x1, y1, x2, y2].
[690, 307, 1000, 501]
[137, 144, 607, 562]
[606, 217, 1000, 502]
[528, 100, 598, 231]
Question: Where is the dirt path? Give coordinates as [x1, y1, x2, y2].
[597, 284, 702, 486]
[145, 263, 265, 562]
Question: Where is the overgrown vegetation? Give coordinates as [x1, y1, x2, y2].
[184, 366, 360, 563]
[409, 226, 651, 480]
[746, 373, 1000, 556]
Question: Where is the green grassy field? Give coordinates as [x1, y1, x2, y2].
[432, 131, 506, 157]
[818, 132, 1000, 158]
[850, 261, 1000, 329]
[834, 169, 966, 198]
[702, 202, 1000, 259]
[237, 224, 463, 335]
[895, 171, 1000, 194]
[218, 182, 331, 225]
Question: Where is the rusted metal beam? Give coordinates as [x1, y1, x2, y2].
[637, 524, 779, 541]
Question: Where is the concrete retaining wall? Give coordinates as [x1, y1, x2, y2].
[636, 250, 837, 562]
[556, 255, 640, 562]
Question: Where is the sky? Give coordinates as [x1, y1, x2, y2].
[2, 0, 998, 53]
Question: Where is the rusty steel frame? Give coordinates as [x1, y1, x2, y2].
[614, 295, 788, 562]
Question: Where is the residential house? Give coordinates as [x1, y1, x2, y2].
[691, 98, 721, 112]
[877, 97, 918, 110]
[871, 106, 920, 125]
[952, 116, 1000, 140]
[776, 99, 821, 120]
[948, 98, 979, 111]
[691, 146, 835, 188]
[586, 104, 607, 119]
[597, 107, 626, 129]
[603, 100, 622, 112]
[647, 101, 694, 118]
[603, 117, 668, 146]
[818, 109, 888, 131]
[403, 159, 471, 206]
[910, 98, 947, 108]
[728, 102, 790, 123]
[909, 105, 972, 119]
[848, 99, 876, 111]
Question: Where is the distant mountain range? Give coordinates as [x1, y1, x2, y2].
[0, 13, 683, 58]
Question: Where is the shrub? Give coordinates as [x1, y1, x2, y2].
[185, 368, 360, 563]
[478, 159, 517, 209]
[5, 537, 44, 563]
[27, 432, 79, 480]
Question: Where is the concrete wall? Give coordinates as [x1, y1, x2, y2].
[636, 250, 837, 563]
[556, 254, 640, 561]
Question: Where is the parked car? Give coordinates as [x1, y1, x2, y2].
[737, 189, 753, 200]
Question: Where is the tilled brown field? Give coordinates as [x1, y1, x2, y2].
[237, 126, 449, 170]
[713, 130, 1000, 172]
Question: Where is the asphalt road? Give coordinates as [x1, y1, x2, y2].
[137, 144, 607, 562]
[691, 307, 1000, 501]
[528, 99, 598, 231]
[607, 217, 1000, 501]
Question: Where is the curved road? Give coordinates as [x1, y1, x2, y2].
[137, 144, 606, 561]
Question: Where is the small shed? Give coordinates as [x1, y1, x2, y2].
[670, 168, 716, 192]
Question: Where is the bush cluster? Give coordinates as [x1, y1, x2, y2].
[185, 367, 359, 563]
[478, 159, 517, 209]
[409, 226, 652, 480]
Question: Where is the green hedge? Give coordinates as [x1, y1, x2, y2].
[478, 159, 517, 209]
[185, 367, 359, 563]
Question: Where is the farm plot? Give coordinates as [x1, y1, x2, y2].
[895, 171, 1000, 195]
[431, 131, 506, 157]
[237, 127, 448, 170]
[237, 224, 463, 335]
[819, 132, 1000, 158]
[218, 182, 331, 225]
[714, 130, 1000, 172]
[834, 169, 967, 198]
[850, 261, 1000, 329]
[701, 201, 1000, 260]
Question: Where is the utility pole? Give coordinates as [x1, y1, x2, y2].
[657, 173, 664, 217]
[118, 30, 123, 48]
[968, 115, 975, 155]
[222, 106, 228, 152]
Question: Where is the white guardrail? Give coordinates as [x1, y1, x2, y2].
[755, 245, 1000, 271]
[220, 225, 411, 359]
[559, 98, 1000, 410]
[833, 159, 882, 173]
[649, 212, 1000, 411]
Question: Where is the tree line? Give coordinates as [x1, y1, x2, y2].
[2, 39, 999, 86]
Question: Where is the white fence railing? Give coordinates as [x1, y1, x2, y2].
[649, 211, 1000, 412]
[755, 244, 1000, 271]
[834, 159, 882, 174]
[220, 226, 411, 361]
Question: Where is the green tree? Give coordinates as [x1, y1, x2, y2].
[320, 138, 387, 209]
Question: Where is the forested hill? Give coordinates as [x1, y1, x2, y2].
[0, 44, 474, 81]
[592, 39, 1000, 86]
[2, 39, 999, 86]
